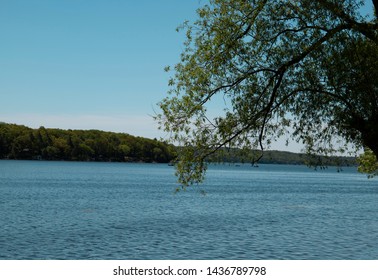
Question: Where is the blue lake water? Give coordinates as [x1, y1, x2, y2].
[0, 160, 377, 259]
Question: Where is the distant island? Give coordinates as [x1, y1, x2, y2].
[0, 122, 356, 166]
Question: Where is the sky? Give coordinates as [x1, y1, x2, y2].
[0, 0, 375, 153]
[0, 0, 203, 135]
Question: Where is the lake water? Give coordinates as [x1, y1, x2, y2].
[0, 160, 377, 259]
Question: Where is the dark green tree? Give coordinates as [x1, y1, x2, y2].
[157, 0, 378, 186]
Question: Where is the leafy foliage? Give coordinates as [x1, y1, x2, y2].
[0, 122, 176, 163]
[357, 149, 378, 178]
[157, 0, 378, 187]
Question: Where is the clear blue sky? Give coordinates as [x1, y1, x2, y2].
[0, 1, 374, 152]
[0, 0, 203, 136]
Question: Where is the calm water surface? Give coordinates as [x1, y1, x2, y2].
[0, 160, 377, 259]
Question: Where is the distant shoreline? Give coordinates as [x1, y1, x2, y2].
[0, 122, 176, 164]
[0, 156, 357, 168]
[0, 122, 357, 167]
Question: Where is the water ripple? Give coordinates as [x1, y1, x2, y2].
[0, 161, 377, 259]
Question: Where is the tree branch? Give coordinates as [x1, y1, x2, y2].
[320, 0, 378, 42]
[373, 0, 378, 18]
[197, 22, 356, 162]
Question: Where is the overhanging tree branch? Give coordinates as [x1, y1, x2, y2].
[158, 0, 378, 187]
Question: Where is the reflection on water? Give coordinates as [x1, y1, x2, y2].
[0, 161, 377, 259]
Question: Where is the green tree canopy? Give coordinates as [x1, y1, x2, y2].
[157, 0, 378, 187]
[357, 148, 378, 177]
[0, 123, 176, 163]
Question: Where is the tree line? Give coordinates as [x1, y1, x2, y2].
[0, 122, 176, 163]
[204, 147, 356, 167]
[0, 122, 358, 167]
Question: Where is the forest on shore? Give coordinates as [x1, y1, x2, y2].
[0, 122, 356, 166]
[207, 148, 356, 167]
[0, 122, 176, 163]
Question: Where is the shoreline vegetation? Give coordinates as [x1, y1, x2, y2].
[0, 122, 176, 163]
[0, 122, 356, 166]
